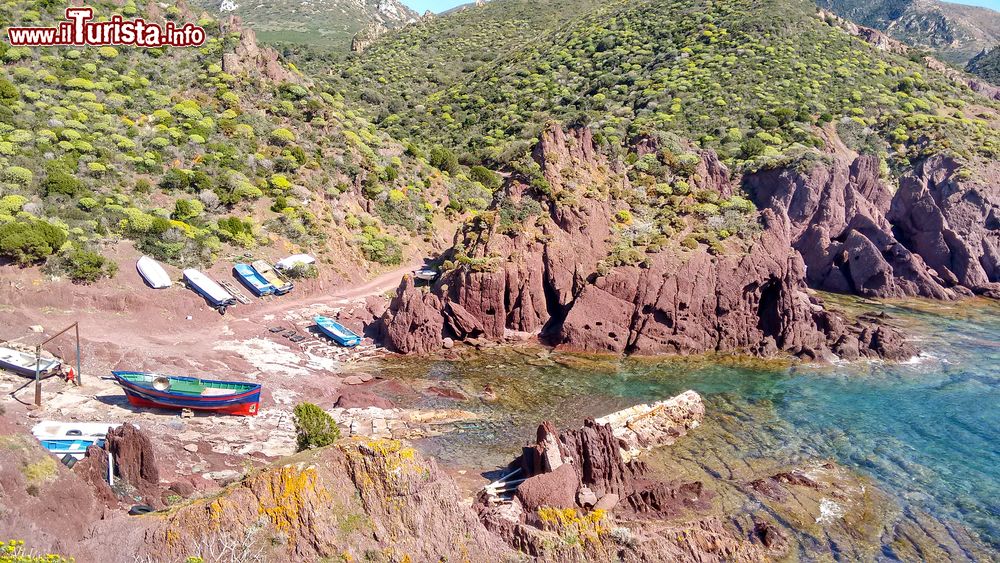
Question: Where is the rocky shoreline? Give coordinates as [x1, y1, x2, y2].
[381, 125, 927, 362]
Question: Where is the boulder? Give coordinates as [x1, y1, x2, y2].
[515, 464, 578, 512]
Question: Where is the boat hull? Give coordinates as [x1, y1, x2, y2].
[234, 264, 274, 296]
[315, 316, 362, 347]
[112, 371, 261, 416]
[183, 269, 236, 308]
[0, 347, 60, 378]
[137, 256, 171, 289]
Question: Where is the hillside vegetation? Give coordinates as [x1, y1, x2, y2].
[0, 0, 495, 281]
[327, 0, 1000, 175]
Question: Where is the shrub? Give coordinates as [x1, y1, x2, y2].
[358, 226, 403, 265]
[43, 171, 83, 197]
[469, 165, 501, 190]
[0, 78, 19, 103]
[0, 219, 67, 265]
[3, 166, 33, 187]
[429, 146, 459, 174]
[269, 128, 295, 146]
[172, 199, 204, 221]
[293, 402, 340, 451]
[59, 249, 118, 283]
[284, 263, 318, 279]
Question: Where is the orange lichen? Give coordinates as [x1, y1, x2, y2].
[256, 464, 330, 538]
[536, 507, 608, 546]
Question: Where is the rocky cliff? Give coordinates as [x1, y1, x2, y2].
[746, 153, 1000, 300]
[381, 125, 916, 360]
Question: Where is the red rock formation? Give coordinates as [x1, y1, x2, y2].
[748, 153, 999, 299]
[220, 16, 304, 84]
[381, 124, 915, 360]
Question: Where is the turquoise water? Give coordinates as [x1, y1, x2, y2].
[377, 297, 999, 552]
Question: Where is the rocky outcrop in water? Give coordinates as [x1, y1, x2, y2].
[381, 124, 915, 360]
[476, 395, 778, 561]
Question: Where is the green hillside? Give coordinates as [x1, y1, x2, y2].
[0, 1, 480, 280]
[327, 0, 999, 172]
[968, 46, 1000, 86]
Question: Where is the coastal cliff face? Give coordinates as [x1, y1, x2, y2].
[747, 154, 1000, 300]
[381, 125, 915, 360]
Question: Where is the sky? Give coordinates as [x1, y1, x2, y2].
[401, 0, 1000, 14]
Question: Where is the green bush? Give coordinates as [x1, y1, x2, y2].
[293, 402, 340, 451]
[429, 146, 459, 174]
[284, 263, 318, 279]
[59, 249, 118, 283]
[0, 219, 67, 265]
[469, 165, 501, 190]
[358, 226, 403, 265]
[172, 199, 204, 221]
[43, 171, 83, 197]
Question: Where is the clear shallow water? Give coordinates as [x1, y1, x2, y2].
[376, 297, 999, 552]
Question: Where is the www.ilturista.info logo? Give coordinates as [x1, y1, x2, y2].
[6, 7, 206, 47]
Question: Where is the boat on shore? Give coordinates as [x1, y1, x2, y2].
[183, 268, 236, 310]
[136, 255, 171, 289]
[251, 260, 293, 295]
[275, 253, 316, 271]
[31, 421, 119, 459]
[112, 371, 261, 416]
[0, 346, 61, 377]
[233, 263, 275, 296]
[315, 315, 362, 347]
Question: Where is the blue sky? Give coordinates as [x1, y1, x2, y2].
[402, 0, 1000, 14]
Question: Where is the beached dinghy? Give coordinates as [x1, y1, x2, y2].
[112, 371, 261, 416]
[233, 263, 275, 296]
[314, 315, 362, 347]
[136, 255, 171, 289]
[183, 268, 237, 310]
[250, 260, 293, 295]
[31, 421, 120, 459]
[0, 346, 61, 377]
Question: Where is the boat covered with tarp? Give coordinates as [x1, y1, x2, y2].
[0, 346, 61, 377]
[233, 263, 275, 296]
[315, 315, 362, 347]
[112, 371, 261, 416]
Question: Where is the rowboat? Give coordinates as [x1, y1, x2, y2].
[31, 421, 120, 459]
[233, 263, 275, 296]
[275, 253, 316, 271]
[0, 346, 61, 377]
[136, 255, 171, 289]
[112, 371, 261, 416]
[183, 268, 236, 309]
[315, 315, 362, 347]
[250, 260, 293, 295]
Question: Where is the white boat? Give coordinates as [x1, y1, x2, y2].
[0, 346, 61, 377]
[32, 421, 123, 460]
[275, 253, 316, 271]
[183, 269, 236, 309]
[136, 255, 171, 289]
[414, 268, 439, 282]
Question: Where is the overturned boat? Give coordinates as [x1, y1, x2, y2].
[233, 263, 275, 296]
[183, 268, 236, 310]
[315, 315, 362, 347]
[136, 255, 171, 289]
[275, 253, 316, 271]
[112, 371, 261, 416]
[0, 346, 61, 377]
[250, 260, 293, 295]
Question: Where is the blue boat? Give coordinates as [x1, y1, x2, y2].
[234, 263, 275, 296]
[112, 371, 262, 416]
[315, 316, 362, 347]
[38, 438, 104, 456]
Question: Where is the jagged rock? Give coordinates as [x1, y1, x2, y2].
[515, 464, 578, 511]
[220, 16, 303, 84]
[351, 22, 387, 53]
[444, 301, 485, 339]
[379, 124, 917, 361]
[381, 275, 445, 354]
